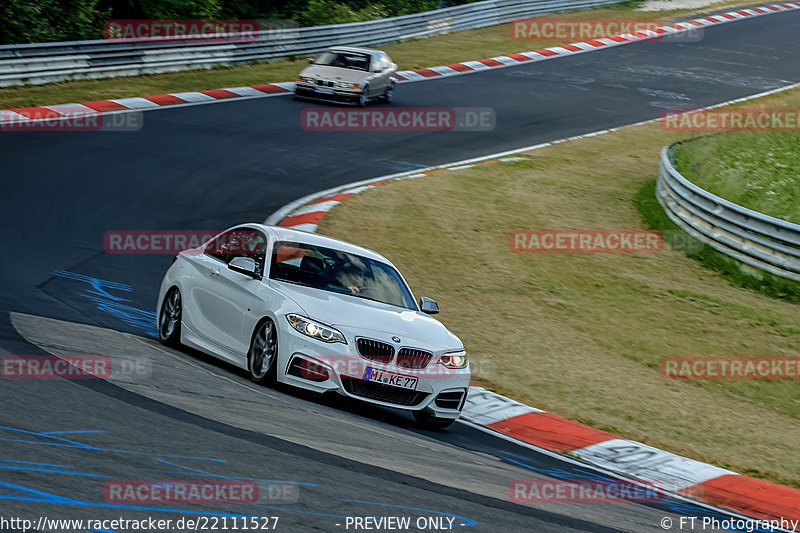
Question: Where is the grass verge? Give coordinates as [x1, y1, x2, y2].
[0, 0, 766, 109]
[318, 86, 800, 488]
[672, 130, 800, 225]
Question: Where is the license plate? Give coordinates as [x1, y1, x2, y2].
[363, 367, 418, 390]
[313, 87, 334, 94]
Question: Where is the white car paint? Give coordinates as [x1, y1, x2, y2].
[157, 224, 470, 422]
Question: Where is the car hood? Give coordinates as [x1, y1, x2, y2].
[269, 281, 461, 351]
[300, 65, 369, 83]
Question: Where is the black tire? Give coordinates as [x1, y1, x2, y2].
[381, 81, 395, 104]
[358, 87, 369, 107]
[158, 287, 182, 346]
[413, 410, 457, 430]
[248, 319, 278, 385]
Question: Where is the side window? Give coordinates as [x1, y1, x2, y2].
[369, 54, 380, 71]
[205, 229, 268, 277]
[204, 230, 233, 262]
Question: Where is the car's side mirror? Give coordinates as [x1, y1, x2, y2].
[229, 256, 260, 279]
[307, 57, 315, 64]
[419, 297, 439, 315]
[390, 63, 397, 71]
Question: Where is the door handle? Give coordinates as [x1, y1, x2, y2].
[210, 269, 220, 277]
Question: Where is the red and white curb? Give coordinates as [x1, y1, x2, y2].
[3, 2, 800, 125]
[0, 82, 295, 125]
[462, 387, 800, 524]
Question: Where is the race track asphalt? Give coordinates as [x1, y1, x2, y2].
[1, 10, 798, 532]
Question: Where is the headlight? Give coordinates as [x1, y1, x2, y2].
[297, 76, 314, 84]
[335, 81, 359, 89]
[286, 314, 346, 344]
[439, 350, 468, 369]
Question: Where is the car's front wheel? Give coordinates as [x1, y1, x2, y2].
[158, 287, 182, 346]
[381, 81, 395, 104]
[358, 87, 369, 107]
[413, 410, 457, 430]
[248, 319, 278, 384]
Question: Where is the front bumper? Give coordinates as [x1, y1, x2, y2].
[295, 84, 361, 104]
[278, 322, 470, 419]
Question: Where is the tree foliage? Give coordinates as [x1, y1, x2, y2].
[0, 0, 470, 44]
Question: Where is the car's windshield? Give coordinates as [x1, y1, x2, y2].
[269, 241, 416, 310]
[314, 51, 371, 71]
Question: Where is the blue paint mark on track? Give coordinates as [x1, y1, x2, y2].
[52, 270, 158, 337]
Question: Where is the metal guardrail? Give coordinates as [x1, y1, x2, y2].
[656, 143, 800, 282]
[0, 0, 623, 87]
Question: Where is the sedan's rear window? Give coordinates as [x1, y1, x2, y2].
[270, 241, 416, 310]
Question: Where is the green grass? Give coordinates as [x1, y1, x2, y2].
[673, 129, 800, 225]
[0, 0, 762, 109]
[319, 86, 800, 489]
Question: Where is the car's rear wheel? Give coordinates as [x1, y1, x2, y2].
[381, 81, 395, 104]
[248, 319, 278, 384]
[358, 87, 369, 107]
[158, 287, 182, 346]
[413, 410, 457, 430]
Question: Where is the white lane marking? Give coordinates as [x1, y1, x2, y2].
[459, 60, 493, 71]
[109, 97, 161, 109]
[571, 438, 737, 492]
[280, 223, 318, 233]
[396, 70, 427, 81]
[170, 92, 216, 102]
[461, 386, 541, 426]
[429, 66, 460, 76]
[271, 82, 296, 91]
[223, 86, 268, 97]
[0, 110, 30, 122]
[288, 200, 340, 216]
[490, 56, 521, 66]
[44, 103, 97, 115]
[567, 42, 599, 51]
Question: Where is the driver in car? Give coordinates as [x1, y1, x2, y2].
[335, 264, 366, 295]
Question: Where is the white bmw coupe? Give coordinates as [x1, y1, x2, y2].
[156, 224, 470, 429]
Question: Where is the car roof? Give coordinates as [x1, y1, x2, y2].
[327, 46, 382, 55]
[241, 223, 392, 264]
